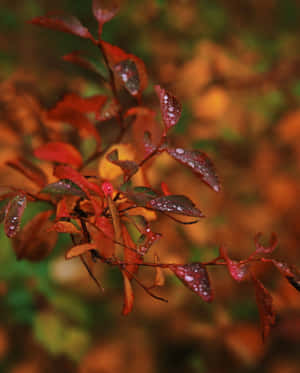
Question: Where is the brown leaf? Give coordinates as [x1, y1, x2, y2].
[252, 276, 276, 341]
[12, 211, 57, 261]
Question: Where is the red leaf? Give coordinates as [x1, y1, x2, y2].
[48, 102, 101, 144]
[6, 157, 48, 188]
[122, 270, 134, 315]
[148, 195, 204, 218]
[89, 217, 115, 258]
[66, 243, 96, 259]
[254, 232, 278, 254]
[155, 85, 182, 132]
[12, 211, 57, 261]
[161, 182, 171, 196]
[4, 194, 27, 238]
[170, 263, 213, 302]
[137, 225, 161, 256]
[101, 41, 148, 94]
[220, 246, 249, 282]
[29, 14, 92, 39]
[56, 197, 71, 219]
[114, 59, 140, 96]
[34, 142, 83, 168]
[252, 276, 276, 340]
[92, 0, 119, 28]
[53, 93, 107, 115]
[167, 148, 220, 192]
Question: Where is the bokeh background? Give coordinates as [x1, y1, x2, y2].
[1, 0, 300, 372]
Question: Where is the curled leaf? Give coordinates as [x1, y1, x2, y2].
[254, 232, 278, 254]
[29, 14, 92, 39]
[155, 85, 182, 132]
[220, 246, 249, 282]
[167, 148, 220, 192]
[34, 142, 83, 168]
[252, 276, 276, 341]
[170, 263, 213, 302]
[66, 243, 97, 259]
[114, 59, 140, 96]
[122, 270, 134, 315]
[41, 179, 86, 198]
[92, 0, 119, 27]
[148, 195, 204, 218]
[4, 194, 27, 238]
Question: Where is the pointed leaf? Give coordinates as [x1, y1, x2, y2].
[167, 148, 220, 192]
[6, 158, 48, 188]
[49, 221, 81, 234]
[122, 270, 134, 315]
[101, 41, 148, 93]
[41, 179, 86, 197]
[34, 142, 83, 168]
[148, 195, 204, 217]
[29, 15, 92, 39]
[268, 259, 300, 292]
[12, 211, 57, 261]
[92, 0, 119, 25]
[66, 243, 97, 259]
[254, 232, 278, 254]
[170, 263, 213, 302]
[155, 85, 182, 132]
[107, 149, 139, 178]
[252, 276, 276, 340]
[4, 194, 27, 238]
[114, 59, 140, 96]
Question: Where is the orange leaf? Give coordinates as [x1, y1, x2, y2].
[49, 221, 81, 234]
[122, 270, 134, 315]
[66, 243, 97, 259]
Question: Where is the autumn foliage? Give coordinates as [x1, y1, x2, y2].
[1, 0, 300, 345]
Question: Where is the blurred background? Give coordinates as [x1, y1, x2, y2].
[1, 0, 300, 372]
